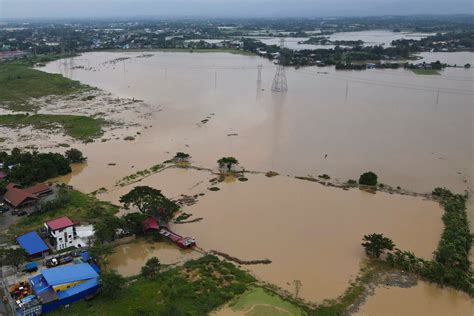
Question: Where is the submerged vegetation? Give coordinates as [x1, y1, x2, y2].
[363, 188, 473, 295]
[0, 114, 105, 140]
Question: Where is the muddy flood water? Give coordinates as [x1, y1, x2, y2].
[38, 51, 474, 312]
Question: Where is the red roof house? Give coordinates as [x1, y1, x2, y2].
[143, 217, 160, 232]
[3, 184, 38, 208]
[45, 216, 74, 231]
[24, 183, 52, 197]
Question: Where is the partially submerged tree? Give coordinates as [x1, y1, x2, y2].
[173, 152, 191, 162]
[141, 257, 161, 279]
[217, 157, 239, 172]
[120, 186, 179, 222]
[65, 148, 87, 163]
[358, 171, 378, 186]
[361, 233, 395, 258]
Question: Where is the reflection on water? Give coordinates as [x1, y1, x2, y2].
[108, 239, 201, 277]
[49, 163, 87, 184]
[355, 281, 474, 316]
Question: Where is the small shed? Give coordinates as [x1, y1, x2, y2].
[143, 217, 159, 232]
[16, 231, 49, 257]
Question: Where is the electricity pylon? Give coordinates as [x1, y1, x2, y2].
[271, 38, 288, 92]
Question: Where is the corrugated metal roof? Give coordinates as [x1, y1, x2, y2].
[41, 263, 98, 286]
[57, 278, 99, 299]
[46, 216, 74, 230]
[16, 231, 49, 256]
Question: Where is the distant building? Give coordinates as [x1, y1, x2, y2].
[44, 216, 77, 251]
[16, 231, 49, 258]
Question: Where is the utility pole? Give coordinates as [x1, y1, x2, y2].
[257, 64, 263, 83]
[271, 38, 288, 92]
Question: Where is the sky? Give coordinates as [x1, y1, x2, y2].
[0, 0, 472, 19]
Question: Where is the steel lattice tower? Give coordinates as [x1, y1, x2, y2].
[271, 38, 288, 92]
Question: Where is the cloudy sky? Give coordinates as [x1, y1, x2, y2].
[0, 0, 472, 19]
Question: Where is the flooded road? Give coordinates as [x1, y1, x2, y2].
[355, 281, 473, 316]
[40, 51, 473, 196]
[108, 239, 201, 277]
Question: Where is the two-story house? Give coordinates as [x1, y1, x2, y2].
[44, 216, 77, 251]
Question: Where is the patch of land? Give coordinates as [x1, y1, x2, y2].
[0, 114, 105, 140]
[49, 255, 255, 315]
[410, 68, 441, 75]
[155, 48, 255, 56]
[0, 63, 88, 111]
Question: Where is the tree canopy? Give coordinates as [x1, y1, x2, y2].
[358, 171, 378, 186]
[141, 257, 161, 279]
[361, 233, 395, 258]
[100, 270, 125, 299]
[217, 157, 239, 171]
[65, 148, 87, 163]
[119, 186, 179, 222]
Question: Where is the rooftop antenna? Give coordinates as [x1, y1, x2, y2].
[271, 38, 288, 92]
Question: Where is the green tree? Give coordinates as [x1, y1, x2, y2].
[217, 157, 239, 172]
[89, 242, 114, 271]
[100, 270, 125, 299]
[119, 186, 179, 222]
[65, 148, 87, 163]
[93, 216, 124, 243]
[0, 180, 7, 195]
[122, 212, 148, 235]
[361, 233, 395, 258]
[141, 257, 161, 279]
[358, 171, 378, 186]
[173, 152, 191, 162]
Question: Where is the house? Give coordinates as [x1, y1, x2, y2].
[143, 216, 160, 232]
[3, 184, 38, 209]
[44, 216, 78, 251]
[3, 183, 53, 210]
[16, 231, 49, 258]
[28, 263, 100, 313]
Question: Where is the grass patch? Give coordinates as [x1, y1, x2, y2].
[0, 114, 105, 140]
[115, 163, 166, 187]
[227, 287, 305, 316]
[9, 189, 118, 237]
[49, 255, 255, 315]
[0, 63, 88, 111]
[410, 68, 440, 75]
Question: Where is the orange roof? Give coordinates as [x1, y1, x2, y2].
[24, 183, 51, 195]
[3, 187, 38, 208]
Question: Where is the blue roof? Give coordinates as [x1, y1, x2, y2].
[41, 263, 99, 286]
[16, 231, 48, 256]
[57, 278, 99, 299]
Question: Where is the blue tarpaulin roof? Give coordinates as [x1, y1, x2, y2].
[41, 263, 98, 286]
[16, 231, 48, 256]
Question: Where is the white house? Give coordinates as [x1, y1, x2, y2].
[44, 216, 78, 251]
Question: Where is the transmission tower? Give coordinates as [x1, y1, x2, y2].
[271, 38, 288, 92]
[257, 64, 263, 83]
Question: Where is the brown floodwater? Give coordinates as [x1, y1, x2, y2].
[355, 281, 473, 316]
[108, 239, 201, 277]
[108, 168, 443, 302]
[40, 51, 473, 196]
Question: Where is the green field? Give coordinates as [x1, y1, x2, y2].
[410, 68, 441, 75]
[49, 255, 255, 315]
[0, 63, 87, 111]
[0, 114, 105, 140]
[226, 287, 305, 316]
[9, 189, 118, 237]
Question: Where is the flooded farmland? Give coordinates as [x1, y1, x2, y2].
[37, 51, 473, 312]
[355, 281, 473, 316]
